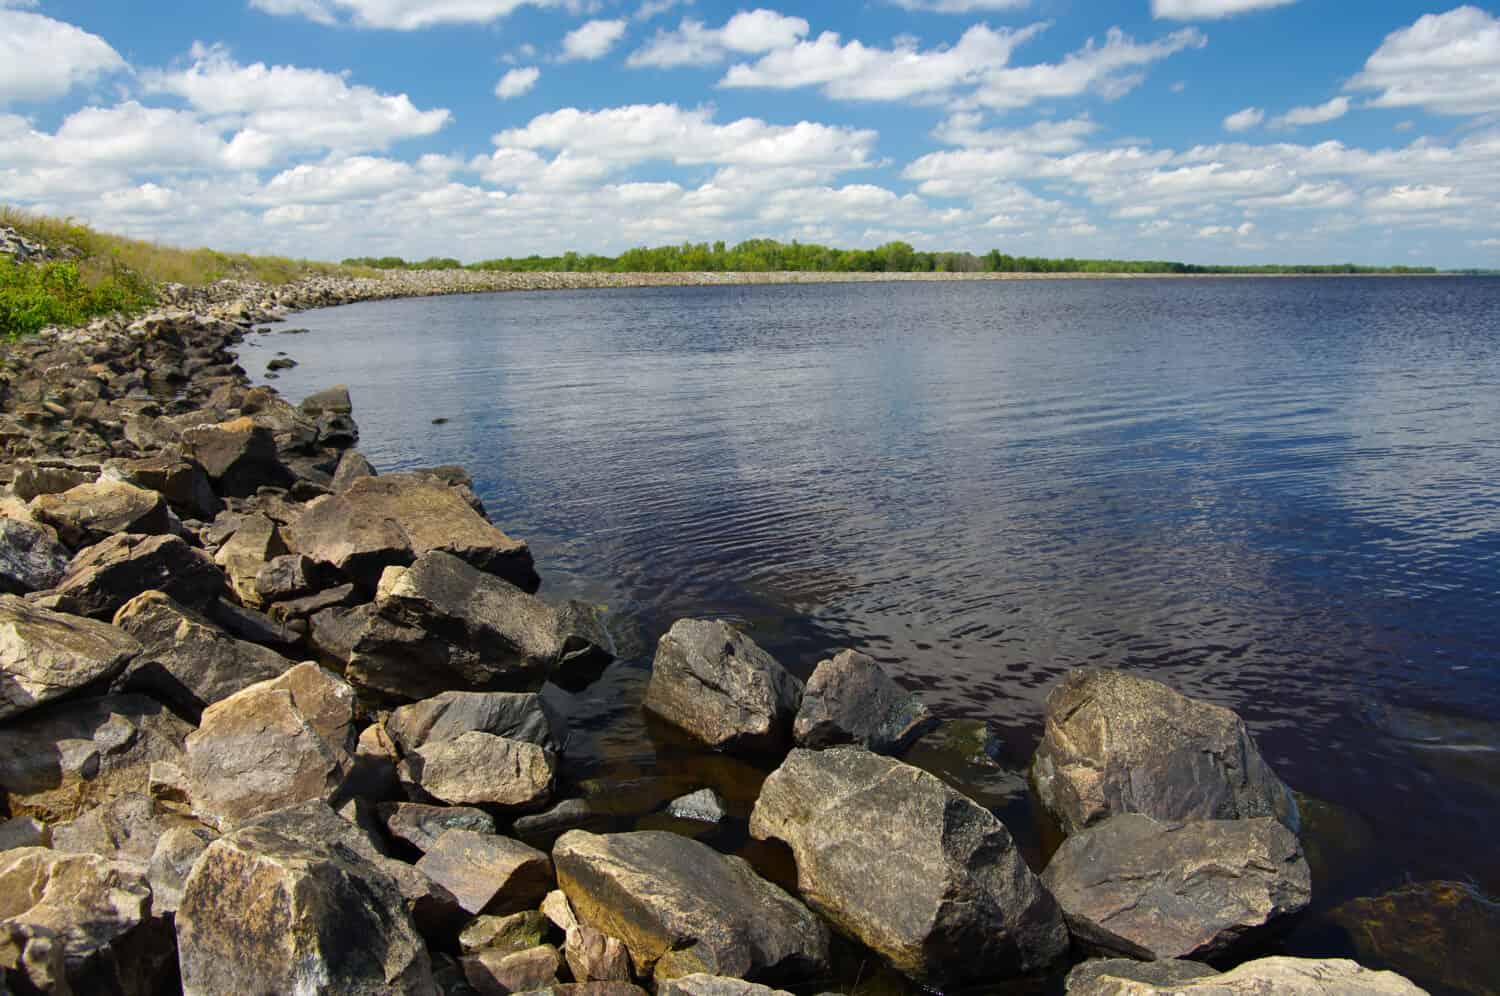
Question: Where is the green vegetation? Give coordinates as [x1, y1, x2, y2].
[359, 238, 1441, 276]
[0, 256, 154, 338]
[342, 255, 463, 270]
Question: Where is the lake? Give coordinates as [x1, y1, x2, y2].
[252, 276, 1500, 991]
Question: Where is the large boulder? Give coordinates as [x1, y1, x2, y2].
[643, 620, 803, 754]
[0, 517, 70, 594]
[334, 552, 595, 701]
[387, 690, 565, 754]
[178, 416, 292, 497]
[1040, 813, 1311, 960]
[0, 694, 193, 824]
[399, 731, 555, 810]
[0, 594, 140, 721]
[285, 474, 537, 592]
[749, 747, 1067, 986]
[553, 830, 830, 986]
[184, 664, 356, 829]
[0, 847, 171, 996]
[1328, 880, 1500, 996]
[111, 590, 295, 720]
[103, 454, 220, 521]
[1063, 956, 1428, 995]
[35, 533, 225, 621]
[792, 649, 935, 754]
[415, 830, 553, 916]
[29, 481, 170, 549]
[1030, 669, 1299, 837]
[176, 821, 437, 995]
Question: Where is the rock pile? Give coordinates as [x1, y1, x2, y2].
[0, 272, 1432, 996]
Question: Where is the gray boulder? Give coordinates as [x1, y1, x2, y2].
[388, 690, 566, 754]
[285, 474, 537, 592]
[330, 449, 377, 491]
[792, 649, 935, 754]
[36, 533, 225, 620]
[300, 385, 353, 417]
[643, 620, 803, 754]
[665, 788, 727, 824]
[0, 517, 70, 594]
[0, 594, 140, 721]
[29, 480, 170, 549]
[48, 791, 202, 872]
[1041, 813, 1312, 960]
[749, 747, 1068, 986]
[381, 802, 498, 854]
[1064, 956, 1428, 995]
[254, 552, 326, 602]
[0, 847, 172, 996]
[399, 731, 555, 810]
[176, 821, 437, 995]
[415, 830, 553, 916]
[145, 825, 216, 916]
[1031, 669, 1299, 837]
[553, 830, 830, 986]
[0, 694, 193, 824]
[111, 590, 295, 720]
[104, 454, 220, 521]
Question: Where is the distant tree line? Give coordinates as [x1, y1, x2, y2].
[344, 239, 1441, 276]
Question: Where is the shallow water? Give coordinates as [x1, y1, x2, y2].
[253, 277, 1500, 993]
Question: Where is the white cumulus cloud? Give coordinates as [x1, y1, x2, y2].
[1223, 107, 1264, 132]
[495, 66, 541, 99]
[1152, 0, 1296, 20]
[1272, 96, 1349, 128]
[628, 10, 809, 68]
[972, 26, 1205, 110]
[1347, 6, 1500, 116]
[249, 0, 560, 29]
[561, 19, 628, 62]
[0, 7, 127, 104]
[886, 0, 1029, 11]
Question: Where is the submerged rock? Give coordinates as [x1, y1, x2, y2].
[1328, 880, 1500, 996]
[0, 594, 140, 721]
[749, 746, 1068, 986]
[643, 620, 803, 755]
[552, 829, 830, 986]
[791, 649, 935, 754]
[1030, 668, 1299, 837]
[1041, 813, 1311, 960]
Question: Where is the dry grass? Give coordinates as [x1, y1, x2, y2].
[1, 206, 377, 286]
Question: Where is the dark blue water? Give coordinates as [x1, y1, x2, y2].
[253, 277, 1500, 986]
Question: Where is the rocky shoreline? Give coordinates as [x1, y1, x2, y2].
[0, 274, 1442, 995]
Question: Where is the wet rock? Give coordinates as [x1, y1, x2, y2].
[381, 802, 498, 854]
[0, 694, 193, 824]
[0, 517, 70, 595]
[0, 594, 140, 721]
[1031, 668, 1299, 837]
[212, 512, 288, 605]
[792, 649, 935, 754]
[144, 825, 215, 916]
[340, 552, 586, 701]
[286, 474, 538, 592]
[550, 601, 618, 693]
[1063, 956, 1428, 995]
[553, 829, 830, 986]
[0, 816, 49, 851]
[658, 977, 795, 996]
[512, 800, 614, 848]
[0, 847, 170, 996]
[37, 533, 225, 620]
[111, 590, 294, 720]
[643, 620, 803, 755]
[566, 923, 631, 983]
[664, 789, 727, 824]
[330, 449, 377, 491]
[1328, 880, 1500, 996]
[463, 945, 560, 996]
[749, 746, 1067, 986]
[415, 830, 554, 916]
[1065, 959, 1237, 993]
[460, 911, 551, 956]
[30, 480, 171, 549]
[179, 416, 293, 497]
[388, 690, 566, 754]
[400, 732, 555, 810]
[176, 821, 437, 996]
[184, 664, 355, 829]
[1041, 813, 1311, 960]
[105, 455, 220, 521]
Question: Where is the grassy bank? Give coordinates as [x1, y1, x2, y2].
[0, 207, 372, 338]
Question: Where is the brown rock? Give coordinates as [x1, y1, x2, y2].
[0, 594, 141, 721]
[415, 830, 553, 916]
[37, 533, 225, 620]
[463, 945, 561, 996]
[400, 732, 555, 810]
[30, 480, 171, 549]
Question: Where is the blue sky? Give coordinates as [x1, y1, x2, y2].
[2, 0, 1498, 267]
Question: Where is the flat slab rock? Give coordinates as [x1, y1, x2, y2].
[399, 731, 555, 810]
[0, 593, 141, 721]
[1041, 813, 1312, 960]
[1030, 668, 1299, 837]
[415, 830, 553, 917]
[749, 746, 1068, 986]
[29, 479, 171, 549]
[553, 829, 830, 986]
[643, 619, 803, 755]
[1063, 956, 1429, 995]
